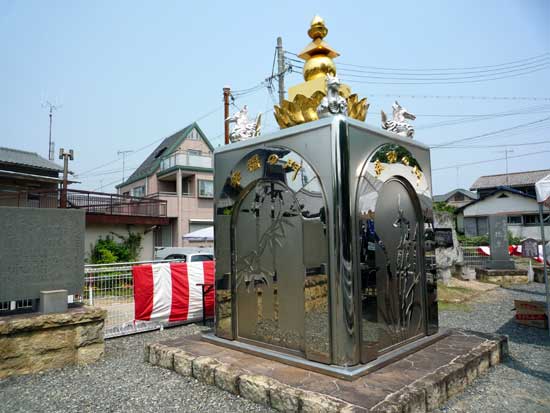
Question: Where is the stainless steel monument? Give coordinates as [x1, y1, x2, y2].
[206, 16, 440, 378]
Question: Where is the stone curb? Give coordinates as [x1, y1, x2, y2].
[370, 335, 508, 412]
[146, 334, 508, 412]
[0, 306, 107, 335]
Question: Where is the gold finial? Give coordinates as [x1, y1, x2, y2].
[297, 16, 339, 82]
[308, 15, 328, 39]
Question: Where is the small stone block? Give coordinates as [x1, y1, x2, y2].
[269, 383, 301, 412]
[148, 344, 163, 365]
[300, 391, 345, 413]
[157, 347, 176, 370]
[443, 363, 467, 399]
[386, 384, 426, 413]
[192, 356, 220, 385]
[77, 342, 104, 365]
[416, 370, 447, 410]
[239, 375, 271, 407]
[39, 290, 68, 314]
[173, 350, 195, 377]
[214, 364, 243, 395]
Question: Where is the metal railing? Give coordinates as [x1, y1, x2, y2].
[159, 151, 212, 171]
[84, 260, 195, 338]
[461, 246, 490, 268]
[0, 189, 167, 218]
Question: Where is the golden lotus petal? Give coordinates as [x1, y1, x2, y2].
[303, 107, 319, 122]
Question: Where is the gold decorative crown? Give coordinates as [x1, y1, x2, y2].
[273, 16, 369, 129]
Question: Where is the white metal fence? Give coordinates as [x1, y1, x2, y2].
[461, 246, 490, 268]
[83, 260, 192, 339]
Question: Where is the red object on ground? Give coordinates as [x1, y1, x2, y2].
[132, 261, 215, 322]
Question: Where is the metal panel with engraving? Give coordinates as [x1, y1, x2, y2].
[212, 117, 438, 370]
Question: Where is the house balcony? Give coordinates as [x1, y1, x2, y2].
[0, 189, 169, 225]
[159, 152, 213, 172]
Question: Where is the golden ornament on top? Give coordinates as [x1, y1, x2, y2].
[273, 16, 369, 129]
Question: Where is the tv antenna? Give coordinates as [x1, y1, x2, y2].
[117, 150, 133, 183]
[42, 101, 62, 160]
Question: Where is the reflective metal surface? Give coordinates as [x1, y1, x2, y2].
[215, 146, 330, 360]
[214, 117, 437, 368]
[355, 142, 434, 362]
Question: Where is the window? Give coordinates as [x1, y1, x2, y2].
[198, 180, 213, 198]
[181, 177, 190, 195]
[190, 254, 214, 262]
[454, 193, 464, 201]
[132, 186, 145, 198]
[507, 215, 522, 225]
[188, 149, 201, 156]
[523, 215, 540, 225]
[187, 129, 199, 140]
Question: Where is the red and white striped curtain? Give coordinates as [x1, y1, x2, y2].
[132, 261, 214, 322]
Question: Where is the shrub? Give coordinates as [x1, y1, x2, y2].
[90, 231, 143, 264]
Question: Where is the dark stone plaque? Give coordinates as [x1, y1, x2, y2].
[486, 215, 515, 270]
[434, 228, 454, 248]
[521, 238, 539, 258]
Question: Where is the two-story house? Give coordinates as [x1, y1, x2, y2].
[117, 123, 214, 247]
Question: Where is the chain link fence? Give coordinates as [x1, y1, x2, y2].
[83, 260, 191, 339]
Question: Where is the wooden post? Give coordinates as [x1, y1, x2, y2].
[223, 86, 231, 145]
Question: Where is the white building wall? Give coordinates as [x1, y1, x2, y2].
[463, 191, 538, 217]
[462, 190, 550, 240]
[85, 223, 154, 262]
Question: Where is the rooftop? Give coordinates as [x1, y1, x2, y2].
[0, 147, 63, 172]
[433, 188, 478, 203]
[117, 122, 213, 188]
[470, 169, 550, 190]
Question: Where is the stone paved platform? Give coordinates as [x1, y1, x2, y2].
[145, 329, 508, 412]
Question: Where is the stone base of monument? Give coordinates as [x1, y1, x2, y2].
[145, 329, 507, 412]
[0, 306, 106, 379]
[476, 268, 529, 284]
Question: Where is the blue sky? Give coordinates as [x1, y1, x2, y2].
[1, 0, 549, 194]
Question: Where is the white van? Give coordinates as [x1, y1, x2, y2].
[154, 247, 214, 262]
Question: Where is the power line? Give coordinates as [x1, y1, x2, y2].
[429, 116, 550, 148]
[431, 139, 550, 149]
[77, 105, 223, 177]
[287, 54, 550, 78]
[285, 51, 550, 72]
[287, 61, 548, 85]
[432, 150, 550, 171]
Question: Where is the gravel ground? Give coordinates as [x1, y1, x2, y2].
[437, 282, 550, 413]
[0, 324, 274, 413]
[2, 284, 549, 412]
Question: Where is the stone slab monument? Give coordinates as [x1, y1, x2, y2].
[205, 16, 442, 379]
[486, 215, 515, 270]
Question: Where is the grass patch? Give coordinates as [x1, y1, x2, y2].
[437, 282, 479, 312]
[438, 302, 472, 312]
[438, 283, 477, 303]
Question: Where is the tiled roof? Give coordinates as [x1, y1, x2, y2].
[117, 122, 214, 188]
[470, 169, 550, 190]
[0, 147, 63, 172]
[433, 188, 478, 203]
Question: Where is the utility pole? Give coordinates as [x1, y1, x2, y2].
[42, 101, 61, 160]
[276, 37, 285, 105]
[59, 148, 74, 208]
[499, 148, 514, 186]
[223, 86, 231, 145]
[117, 150, 133, 183]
